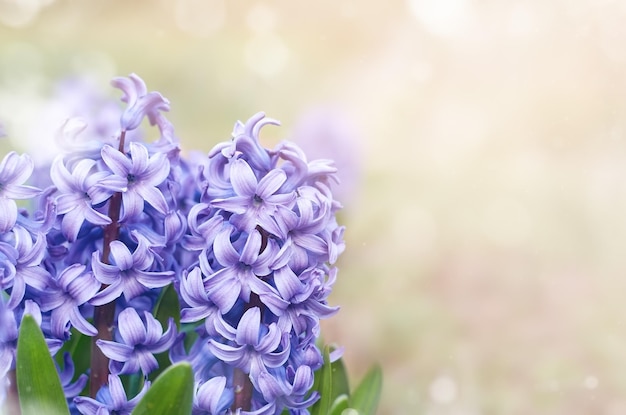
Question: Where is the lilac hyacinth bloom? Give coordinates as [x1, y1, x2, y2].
[228, 112, 276, 173]
[111, 73, 170, 132]
[39, 264, 100, 338]
[203, 226, 287, 315]
[50, 157, 117, 242]
[0, 152, 40, 233]
[96, 307, 177, 376]
[271, 196, 332, 272]
[74, 374, 149, 415]
[100, 141, 170, 220]
[0, 301, 17, 381]
[90, 233, 174, 304]
[208, 307, 289, 381]
[184, 112, 345, 412]
[1, 226, 50, 309]
[179, 267, 220, 327]
[272, 265, 338, 339]
[210, 158, 295, 234]
[183, 203, 224, 254]
[192, 376, 233, 415]
[255, 365, 318, 412]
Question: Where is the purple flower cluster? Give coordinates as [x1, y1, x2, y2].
[0, 73, 344, 414]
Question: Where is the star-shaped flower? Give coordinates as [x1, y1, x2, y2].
[203, 227, 286, 315]
[208, 307, 289, 381]
[50, 156, 116, 242]
[96, 307, 177, 376]
[39, 264, 99, 338]
[0, 152, 40, 233]
[90, 233, 174, 305]
[111, 73, 170, 132]
[210, 158, 295, 234]
[74, 374, 149, 415]
[100, 142, 170, 220]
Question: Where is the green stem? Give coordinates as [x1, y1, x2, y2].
[88, 131, 126, 397]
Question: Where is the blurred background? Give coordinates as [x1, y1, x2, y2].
[2, 0, 626, 413]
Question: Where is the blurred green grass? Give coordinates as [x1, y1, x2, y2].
[4, 1, 626, 414]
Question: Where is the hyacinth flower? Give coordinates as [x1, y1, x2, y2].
[1, 225, 51, 309]
[210, 158, 296, 234]
[99, 141, 171, 221]
[0, 73, 381, 415]
[0, 152, 40, 233]
[207, 307, 290, 381]
[203, 226, 287, 315]
[90, 233, 174, 304]
[73, 374, 150, 415]
[38, 264, 100, 338]
[49, 157, 115, 242]
[192, 376, 233, 415]
[173, 111, 351, 413]
[96, 307, 177, 376]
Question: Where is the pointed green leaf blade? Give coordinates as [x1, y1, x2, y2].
[331, 357, 350, 400]
[350, 364, 383, 415]
[310, 346, 333, 415]
[329, 394, 350, 415]
[131, 362, 193, 415]
[153, 283, 181, 330]
[149, 284, 181, 381]
[16, 314, 70, 415]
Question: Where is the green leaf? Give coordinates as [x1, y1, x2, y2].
[329, 394, 350, 415]
[122, 373, 144, 401]
[310, 346, 333, 415]
[16, 314, 70, 415]
[55, 327, 91, 395]
[350, 364, 383, 415]
[153, 283, 181, 329]
[149, 284, 181, 381]
[131, 362, 194, 415]
[182, 322, 200, 352]
[331, 357, 350, 400]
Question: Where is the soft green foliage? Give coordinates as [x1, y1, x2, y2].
[350, 364, 383, 415]
[311, 346, 333, 415]
[150, 283, 181, 382]
[130, 363, 193, 415]
[311, 345, 382, 415]
[329, 394, 350, 415]
[330, 355, 350, 399]
[16, 315, 70, 415]
[55, 327, 90, 395]
[153, 283, 181, 330]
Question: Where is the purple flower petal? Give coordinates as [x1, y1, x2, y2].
[101, 145, 132, 177]
[236, 307, 261, 346]
[117, 308, 147, 345]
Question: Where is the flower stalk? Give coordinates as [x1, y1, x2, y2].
[89, 130, 125, 397]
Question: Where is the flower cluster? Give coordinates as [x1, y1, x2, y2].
[0, 74, 344, 414]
